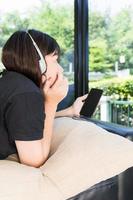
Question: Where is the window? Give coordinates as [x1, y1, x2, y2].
[89, 0, 133, 126]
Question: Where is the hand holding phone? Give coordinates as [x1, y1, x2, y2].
[80, 88, 103, 117]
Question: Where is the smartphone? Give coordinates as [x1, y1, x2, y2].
[80, 88, 103, 117]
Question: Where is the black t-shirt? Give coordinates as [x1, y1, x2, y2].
[0, 70, 45, 159]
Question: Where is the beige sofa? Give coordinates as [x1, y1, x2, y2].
[1, 117, 133, 200]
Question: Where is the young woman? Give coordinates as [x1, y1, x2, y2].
[0, 29, 87, 167]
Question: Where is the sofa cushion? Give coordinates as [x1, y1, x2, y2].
[1, 117, 133, 200]
[0, 158, 64, 200]
[40, 117, 133, 199]
[0, 160, 45, 200]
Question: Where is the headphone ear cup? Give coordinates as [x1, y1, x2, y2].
[39, 60, 42, 69]
[39, 60, 46, 74]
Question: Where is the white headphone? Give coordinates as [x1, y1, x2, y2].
[26, 31, 47, 74]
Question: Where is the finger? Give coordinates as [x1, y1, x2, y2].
[41, 75, 47, 86]
[62, 77, 68, 85]
[43, 78, 53, 93]
[81, 94, 88, 102]
[60, 77, 68, 91]
[52, 73, 64, 88]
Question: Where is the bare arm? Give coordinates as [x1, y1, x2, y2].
[40, 103, 57, 161]
[15, 103, 57, 168]
[55, 106, 73, 118]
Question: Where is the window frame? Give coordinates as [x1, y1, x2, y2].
[74, 0, 89, 98]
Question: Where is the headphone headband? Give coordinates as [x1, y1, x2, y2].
[26, 31, 47, 74]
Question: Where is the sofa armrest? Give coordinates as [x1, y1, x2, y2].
[82, 117, 133, 140]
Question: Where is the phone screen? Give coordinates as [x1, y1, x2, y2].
[80, 88, 103, 117]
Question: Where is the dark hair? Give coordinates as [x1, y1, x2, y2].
[2, 29, 60, 87]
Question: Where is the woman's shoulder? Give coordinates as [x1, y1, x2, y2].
[1, 70, 43, 97]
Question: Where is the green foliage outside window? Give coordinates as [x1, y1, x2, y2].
[0, 4, 133, 73]
[0, 4, 74, 71]
[90, 76, 133, 100]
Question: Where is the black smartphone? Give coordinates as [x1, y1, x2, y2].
[80, 88, 103, 117]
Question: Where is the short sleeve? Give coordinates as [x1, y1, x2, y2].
[5, 92, 45, 141]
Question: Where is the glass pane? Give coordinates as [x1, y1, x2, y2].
[89, 0, 133, 126]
